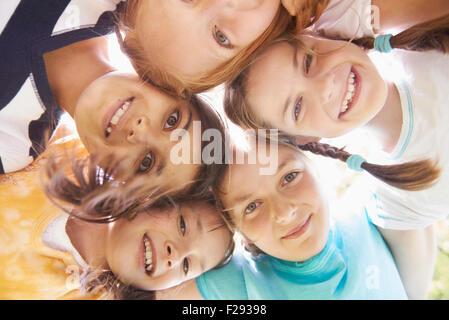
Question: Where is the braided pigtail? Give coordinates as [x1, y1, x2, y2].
[353, 13, 449, 54]
[298, 142, 441, 191]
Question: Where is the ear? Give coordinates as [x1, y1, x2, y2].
[290, 135, 321, 146]
[281, 0, 304, 17]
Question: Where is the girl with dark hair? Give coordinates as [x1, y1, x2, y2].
[224, 14, 449, 230]
[41, 199, 235, 299]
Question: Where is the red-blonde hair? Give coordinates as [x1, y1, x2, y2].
[114, 0, 331, 98]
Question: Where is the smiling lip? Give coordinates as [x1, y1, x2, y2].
[338, 67, 361, 119]
[282, 214, 312, 240]
[102, 97, 134, 137]
[140, 233, 157, 277]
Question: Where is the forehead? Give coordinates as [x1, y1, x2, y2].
[134, 1, 233, 79]
[221, 144, 304, 196]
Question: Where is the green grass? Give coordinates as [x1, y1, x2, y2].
[429, 221, 449, 299]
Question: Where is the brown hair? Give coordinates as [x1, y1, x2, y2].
[80, 207, 236, 300]
[298, 142, 441, 191]
[291, 0, 331, 32]
[224, 16, 449, 191]
[352, 13, 449, 54]
[225, 13, 449, 128]
[42, 95, 227, 222]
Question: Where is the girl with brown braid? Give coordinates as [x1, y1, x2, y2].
[191, 138, 436, 300]
[224, 13, 449, 230]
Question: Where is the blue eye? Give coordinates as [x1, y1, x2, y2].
[214, 26, 231, 47]
[293, 98, 302, 121]
[244, 201, 261, 215]
[282, 172, 299, 186]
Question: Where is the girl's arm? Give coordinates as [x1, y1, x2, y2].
[372, 0, 449, 33]
[377, 225, 437, 300]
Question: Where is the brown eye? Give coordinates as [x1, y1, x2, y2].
[180, 215, 186, 236]
[164, 110, 180, 130]
[304, 53, 313, 74]
[183, 258, 189, 275]
[138, 152, 154, 173]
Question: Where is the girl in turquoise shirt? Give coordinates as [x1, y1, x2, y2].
[158, 138, 435, 300]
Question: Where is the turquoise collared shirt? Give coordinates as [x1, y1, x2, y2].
[196, 208, 407, 300]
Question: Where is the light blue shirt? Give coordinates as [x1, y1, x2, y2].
[196, 208, 407, 300]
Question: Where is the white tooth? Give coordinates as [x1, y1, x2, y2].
[345, 91, 353, 101]
[123, 101, 130, 109]
[348, 83, 355, 93]
[146, 251, 152, 259]
[106, 127, 112, 133]
[349, 76, 355, 84]
[115, 108, 125, 117]
[110, 115, 119, 125]
[146, 257, 152, 265]
[146, 265, 152, 272]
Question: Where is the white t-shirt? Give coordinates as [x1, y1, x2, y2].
[366, 50, 449, 230]
[42, 214, 88, 269]
[311, 0, 375, 39]
[0, 0, 121, 174]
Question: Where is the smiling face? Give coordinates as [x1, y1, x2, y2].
[245, 35, 388, 138]
[219, 143, 329, 261]
[105, 201, 232, 291]
[134, 0, 280, 82]
[73, 71, 201, 194]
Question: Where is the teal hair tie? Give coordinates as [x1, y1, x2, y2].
[374, 34, 393, 53]
[347, 155, 366, 172]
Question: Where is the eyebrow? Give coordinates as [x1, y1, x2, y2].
[182, 110, 193, 133]
[156, 159, 166, 176]
[230, 156, 295, 206]
[195, 213, 207, 273]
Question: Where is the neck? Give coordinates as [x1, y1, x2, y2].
[364, 82, 403, 153]
[44, 36, 116, 117]
[65, 216, 109, 268]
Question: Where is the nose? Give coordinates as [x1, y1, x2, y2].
[126, 116, 148, 144]
[316, 72, 335, 105]
[164, 240, 186, 269]
[272, 201, 297, 224]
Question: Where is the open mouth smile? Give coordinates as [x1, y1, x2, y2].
[338, 68, 360, 118]
[141, 233, 157, 276]
[104, 97, 135, 138]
